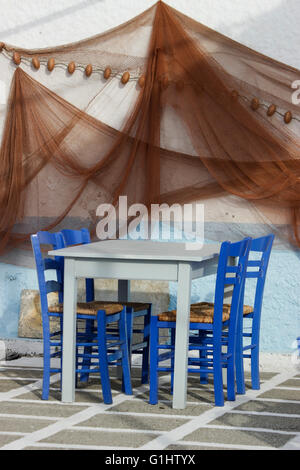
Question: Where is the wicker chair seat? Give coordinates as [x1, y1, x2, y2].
[200, 302, 253, 316]
[158, 301, 253, 323]
[105, 301, 150, 312]
[48, 301, 123, 316]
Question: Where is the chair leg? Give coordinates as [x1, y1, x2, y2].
[75, 323, 79, 389]
[59, 317, 63, 393]
[97, 311, 113, 405]
[122, 308, 133, 393]
[213, 335, 224, 406]
[149, 316, 159, 405]
[141, 306, 151, 384]
[251, 318, 260, 389]
[170, 328, 175, 394]
[125, 308, 134, 369]
[236, 313, 246, 395]
[213, 361, 224, 406]
[199, 331, 208, 384]
[227, 356, 236, 401]
[80, 319, 94, 383]
[120, 308, 133, 396]
[251, 345, 260, 390]
[200, 351, 209, 384]
[42, 333, 50, 400]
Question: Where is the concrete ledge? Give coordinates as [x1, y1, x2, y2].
[1, 337, 299, 376]
[0, 337, 43, 360]
[0, 341, 5, 361]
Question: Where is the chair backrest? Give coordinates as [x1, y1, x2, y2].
[245, 234, 274, 327]
[213, 238, 252, 351]
[60, 228, 91, 246]
[60, 228, 94, 302]
[31, 231, 65, 322]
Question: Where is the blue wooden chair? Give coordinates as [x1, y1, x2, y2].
[60, 228, 151, 384]
[31, 231, 132, 403]
[235, 234, 274, 393]
[187, 234, 274, 394]
[149, 238, 251, 407]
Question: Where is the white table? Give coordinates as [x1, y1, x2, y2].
[49, 240, 219, 409]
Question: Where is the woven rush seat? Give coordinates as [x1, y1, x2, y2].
[48, 301, 123, 316]
[191, 301, 253, 316]
[158, 301, 253, 324]
[158, 302, 231, 323]
[103, 301, 150, 312]
[240, 304, 254, 315]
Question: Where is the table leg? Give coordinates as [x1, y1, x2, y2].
[118, 279, 130, 303]
[62, 258, 77, 403]
[222, 255, 236, 386]
[173, 262, 192, 409]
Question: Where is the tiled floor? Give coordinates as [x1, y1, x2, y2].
[0, 359, 299, 450]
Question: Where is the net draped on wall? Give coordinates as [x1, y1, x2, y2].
[0, 0, 300, 257]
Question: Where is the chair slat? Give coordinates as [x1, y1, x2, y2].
[247, 260, 261, 267]
[226, 266, 239, 273]
[246, 271, 261, 279]
[44, 258, 61, 271]
[46, 280, 62, 294]
[224, 277, 237, 284]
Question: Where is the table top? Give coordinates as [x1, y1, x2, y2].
[49, 239, 219, 263]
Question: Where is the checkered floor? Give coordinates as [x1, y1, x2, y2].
[0, 358, 299, 450]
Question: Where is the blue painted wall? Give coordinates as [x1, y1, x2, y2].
[0, 246, 299, 353]
[0, 264, 38, 338]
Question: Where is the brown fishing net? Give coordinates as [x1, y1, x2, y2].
[0, 0, 300, 255]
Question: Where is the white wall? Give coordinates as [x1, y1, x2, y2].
[0, 0, 300, 69]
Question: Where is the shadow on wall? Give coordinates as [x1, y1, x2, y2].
[2, 0, 300, 71]
[0, 0, 105, 38]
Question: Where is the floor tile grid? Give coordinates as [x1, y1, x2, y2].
[278, 375, 300, 450]
[0, 370, 298, 450]
[0, 366, 299, 450]
[0, 369, 172, 450]
[140, 369, 299, 450]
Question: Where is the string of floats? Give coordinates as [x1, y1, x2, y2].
[0, 42, 295, 124]
[0, 44, 145, 86]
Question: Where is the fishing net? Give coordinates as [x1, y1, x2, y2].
[0, 1, 300, 257]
